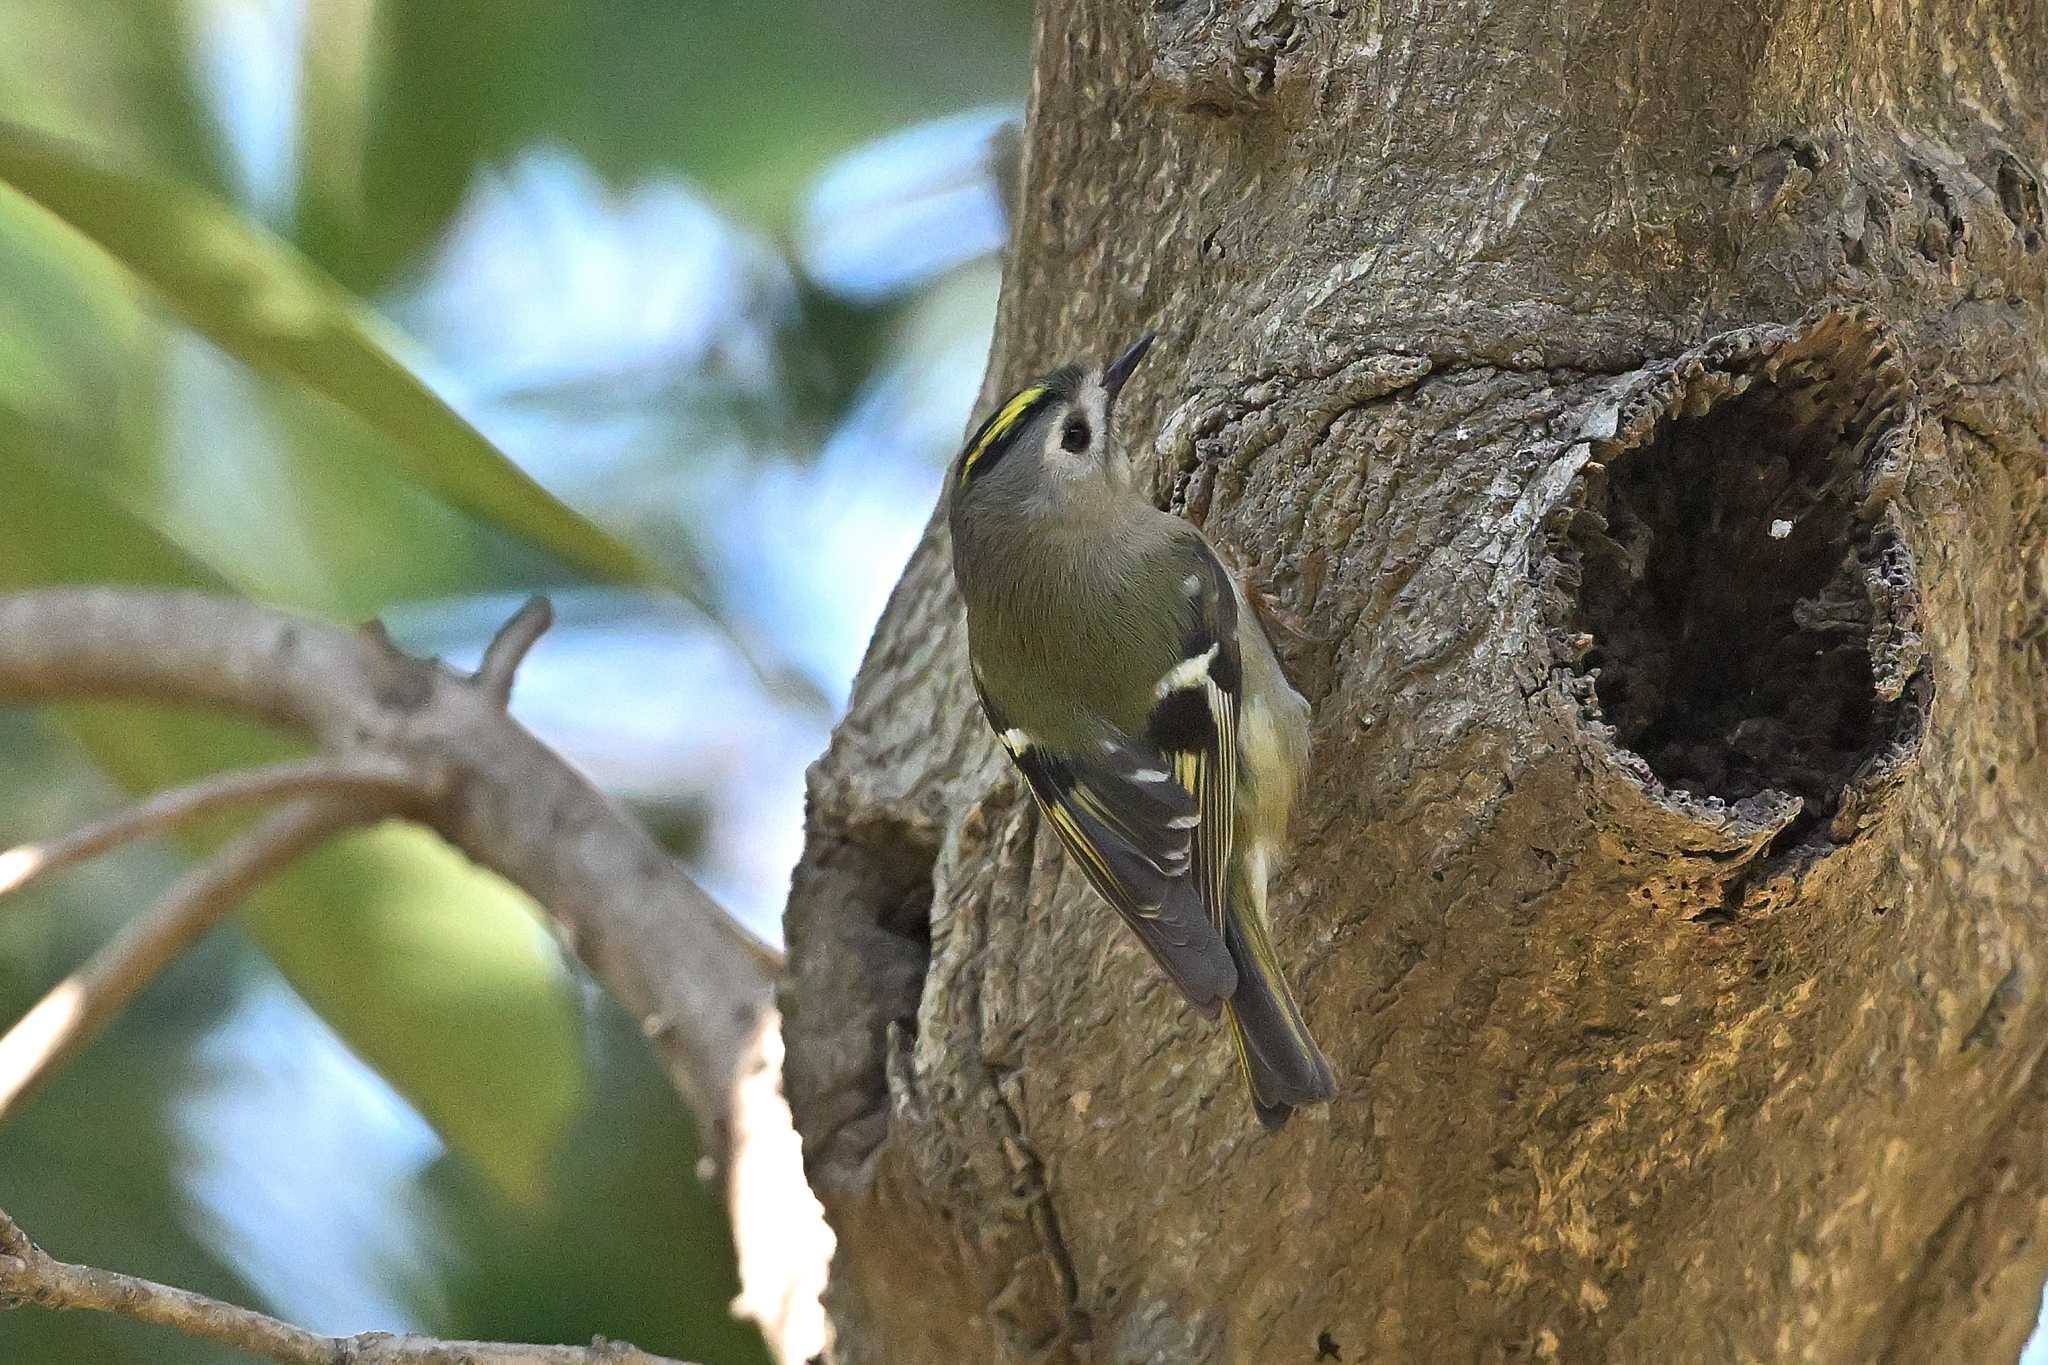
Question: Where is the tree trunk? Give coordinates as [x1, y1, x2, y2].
[780, 2, 2048, 1361]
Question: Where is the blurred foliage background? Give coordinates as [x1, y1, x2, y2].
[0, 2, 1028, 1360]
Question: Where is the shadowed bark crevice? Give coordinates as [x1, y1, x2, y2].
[1143, 0, 1323, 117]
[1993, 152, 2047, 254]
[780, 820, 938, 1180]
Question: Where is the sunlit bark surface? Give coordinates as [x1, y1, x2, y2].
[783, 3, 2048, 1360]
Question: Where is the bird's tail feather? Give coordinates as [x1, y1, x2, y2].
[1221, 889, 1335, 1130]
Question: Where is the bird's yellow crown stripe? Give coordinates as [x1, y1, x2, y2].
[959, 385, 1049, 484]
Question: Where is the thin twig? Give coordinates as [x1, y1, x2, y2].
[0, 798, 390, 1125]
[474, 595, 555, 709]
[0, 1206, 697, 1365]
[0, 755, 433, 902]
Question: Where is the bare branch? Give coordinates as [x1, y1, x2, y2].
[0, 1206, 699, 1365]
[0, 588, 781, 1151]
[0, 588, 820, 1359]
[474, 595, 555, 709]
[0, 798, 388, 1124]
[0, 755, 432, 901]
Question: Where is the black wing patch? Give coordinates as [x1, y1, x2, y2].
[1147, 549, 1243, 939]
[975, 680, 1236, 1013]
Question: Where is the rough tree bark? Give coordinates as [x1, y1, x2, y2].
[781, 1, 2048, 1362]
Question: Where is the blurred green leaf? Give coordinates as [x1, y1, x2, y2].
[0, 121, 650, 587]
[0, 449, 587, 1200]
[0, 184, 571, 617]
[0, 0, 223, 196]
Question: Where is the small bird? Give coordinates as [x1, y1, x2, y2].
[947, 334, 1336, 1127]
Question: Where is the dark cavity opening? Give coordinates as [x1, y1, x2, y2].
[1570, 337, 1919, 845]
[871, 846, 937, 1043]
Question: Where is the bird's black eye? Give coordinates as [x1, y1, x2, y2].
[1060, 418, 1091, 452]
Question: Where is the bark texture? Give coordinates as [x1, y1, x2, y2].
[783, 2, 2048, 1361]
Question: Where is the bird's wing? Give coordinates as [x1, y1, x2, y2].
[1143, 545, 1243, 940]
[975, 679, 1237, 1013]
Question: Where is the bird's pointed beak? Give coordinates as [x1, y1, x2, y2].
[1101, 332, 1156, 409]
